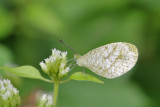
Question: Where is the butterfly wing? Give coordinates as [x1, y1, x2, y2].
[76, 42, 138, 79]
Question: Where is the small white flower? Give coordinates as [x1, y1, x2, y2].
[40, 61, 48, 73]
[61, 52, 67, 58]
[13, 88, 18, 94]
[60, 62, 65, 68]
[45, 58, 50, 64]
[5, 90, 10, 97]
[47, 95, 53, 105]
[8, 84, 13, 89]
[65, 67, 70, 73]
[60, 70, 65, 75]
[61, 67, 70, 75]
[41, 94, 47, 102]
[52, 48, 61, 58]
[49, 56, 56, 63]
[3, 79, 10, 84]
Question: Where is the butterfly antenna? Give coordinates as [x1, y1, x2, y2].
[57, 38, 78, 54]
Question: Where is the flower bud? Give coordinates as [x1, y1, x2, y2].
[40, 48, 70, 80]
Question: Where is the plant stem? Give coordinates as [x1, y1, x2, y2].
[53, 81, 59, 107]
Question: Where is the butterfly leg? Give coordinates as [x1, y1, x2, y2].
[82, 67, 88, 79]
[67, 58, 75, 63]
[82, 67, 85, 73]
[69, 63, 76, 72]
[67, 58, 77, 72]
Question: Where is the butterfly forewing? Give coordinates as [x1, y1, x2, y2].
[76, 42, 138, 79]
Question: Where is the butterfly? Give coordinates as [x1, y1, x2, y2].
[74, 42, 138, 79]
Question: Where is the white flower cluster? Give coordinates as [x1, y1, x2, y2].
[0, 79, 21, 107]
[38, 94, 53, 107]
[40, 48, 70, 80]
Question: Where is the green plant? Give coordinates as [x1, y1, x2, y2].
[0, 48, 103, 107]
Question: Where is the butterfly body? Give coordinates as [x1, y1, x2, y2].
[74, 42, 138, 79]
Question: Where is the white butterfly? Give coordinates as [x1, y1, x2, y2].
[74, 42, 138, 79]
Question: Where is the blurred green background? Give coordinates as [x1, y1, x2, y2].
[0, 0, 160, 107]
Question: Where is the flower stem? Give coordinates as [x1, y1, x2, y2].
[53, 81, 59, 107]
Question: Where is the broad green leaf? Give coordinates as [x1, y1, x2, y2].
[69, 72, 104, 84]
[0, 66, 52, 83]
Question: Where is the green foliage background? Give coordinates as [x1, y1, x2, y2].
[0, 0, 160, 107]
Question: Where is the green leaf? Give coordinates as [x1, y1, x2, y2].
[69, 72, 104, 84]
[0, 66, 52, 83]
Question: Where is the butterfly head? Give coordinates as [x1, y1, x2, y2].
[74, 54, 84, 67]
